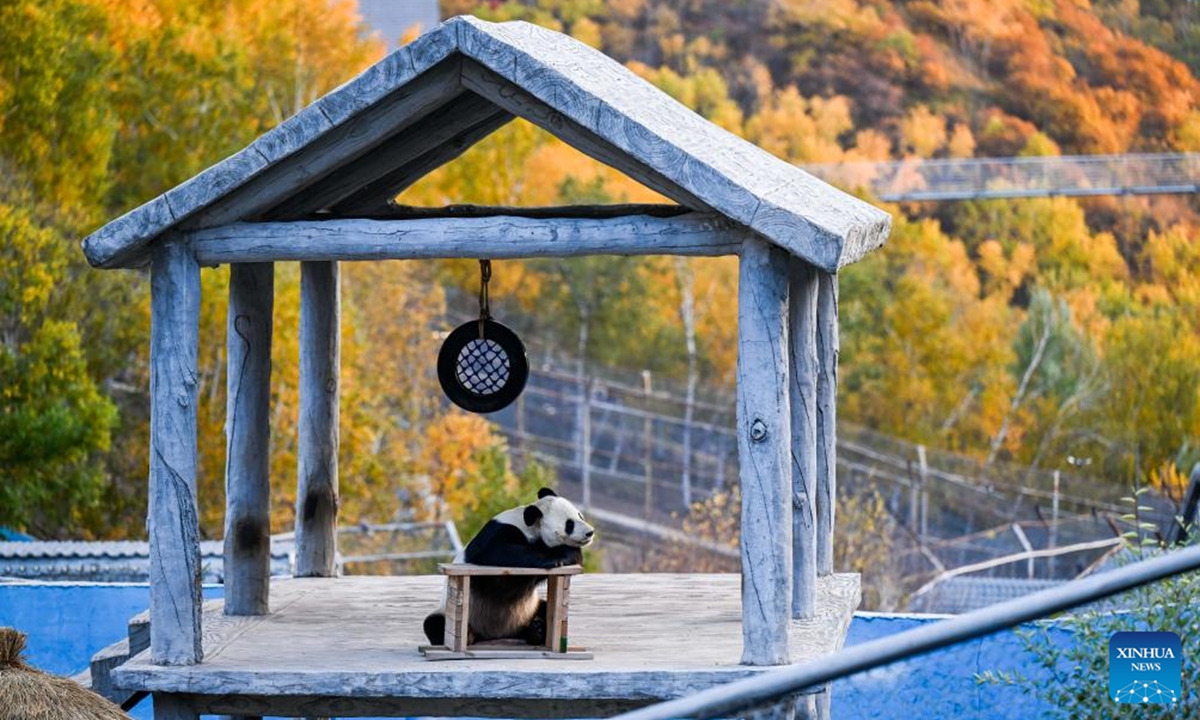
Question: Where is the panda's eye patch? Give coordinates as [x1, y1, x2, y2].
[565, 519, 575, 535]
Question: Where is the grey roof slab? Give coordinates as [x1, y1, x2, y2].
[82, 15, 890, 271]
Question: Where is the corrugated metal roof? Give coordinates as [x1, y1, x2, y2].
[0, 540, 293, 583]
[0, 540, 231, 558]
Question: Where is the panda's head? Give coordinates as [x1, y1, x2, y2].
[522, 488, 595, 548]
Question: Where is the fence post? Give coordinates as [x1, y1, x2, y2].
[515, 390, 526, 456]
[917, 445, 929, 539]
[1049, 470, 1061, 577]
[908, 459, 919, 532]
[582, 376, 593, 509]
[642, 370, 654, 520]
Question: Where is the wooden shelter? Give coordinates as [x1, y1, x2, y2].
[81, 15, 891, 720]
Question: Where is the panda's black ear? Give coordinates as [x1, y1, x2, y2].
[523, 505, 543, 526]
[537, 488, 558, 499]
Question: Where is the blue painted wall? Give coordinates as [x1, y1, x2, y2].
[0, 583, 222, 720]
[833, 613, 1070, 719]
[1, 584, 1071, 719]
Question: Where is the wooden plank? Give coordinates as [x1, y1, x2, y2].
[149, 238, 203, 666]
[74, 637, 132, 703]
[269, 91, 510, 218]
[224, 263, 274, 615]
[788, 258, 819, 619]
[189, 59, 465, 232]
[190, 693, 647, 718]
[331, 110, 513, 216]
[112, 575, 858, 714]
[443, 576, 470, 653]
[295, 261, 340, 577]
[815, 272, 838, 576]
[191, 214, 745, 265]
[421, 647, 593, 661]
[736, 236, 793, 665]
[331, 96, 514, 215]
[439, 563, 582, 577]
[460, 61, 713, 213]
[545, 575, 567, 652]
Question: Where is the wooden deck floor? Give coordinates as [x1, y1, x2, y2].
[113, 573, 859, 718]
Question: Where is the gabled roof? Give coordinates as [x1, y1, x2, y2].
[82, 15, 891, 272]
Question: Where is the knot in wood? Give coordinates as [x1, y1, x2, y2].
[749, 418, 769, 443]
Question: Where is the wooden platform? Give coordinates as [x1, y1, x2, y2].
[110, 573, 859, 718]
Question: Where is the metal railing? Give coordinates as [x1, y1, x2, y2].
[611, 544, 1200, 720]
[803, 152, 1200, 202]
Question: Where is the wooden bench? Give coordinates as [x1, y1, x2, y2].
[419, 563, 592, 661]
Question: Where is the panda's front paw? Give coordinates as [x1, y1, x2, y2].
[524, 615, 547, 646]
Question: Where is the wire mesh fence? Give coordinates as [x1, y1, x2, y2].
[439, 308, 1161, 600]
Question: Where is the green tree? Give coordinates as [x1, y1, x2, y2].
[0, 201, 116, 535]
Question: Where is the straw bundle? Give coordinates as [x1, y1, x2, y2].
[0, 628, 131, 720]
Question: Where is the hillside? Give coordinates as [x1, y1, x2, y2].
[427, 0, 1200, 499]
[1, 0, 1198, 538]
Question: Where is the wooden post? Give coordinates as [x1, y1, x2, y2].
[814, 686, 831, 720]
[815, 271, 838, 576]
[737, 236, 793, 666]
[788, 258, 818, 619]
[443, 575, 470, 652]
[224, 263, 274, 616]
[545, 575, 571, 652]
[148, 238, 203, 666]
[153, 693, 199, 720]
[295, 261, 340, 577]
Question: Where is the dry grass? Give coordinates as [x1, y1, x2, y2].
[0, 628, 131, 720]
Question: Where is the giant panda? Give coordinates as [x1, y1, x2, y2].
[423, 488, 595, 646]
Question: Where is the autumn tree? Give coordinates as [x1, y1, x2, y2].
[0, 191, 116, 536]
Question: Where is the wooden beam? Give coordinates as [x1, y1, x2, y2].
[269, 91, 511, 218]
[736, 236, 792, 665]
[334, 203, 689, 220]
[224, 263, 274, 616]
[460, 61, 714, 213]
[295, 261, 340, 577]
[331, 103, 515, 215]
[788, 258, 818, 619]
[183, 59, 465, 232]
[191, 214, 745, 264]
[816, 272, 839, 576]
[148, 238, 203, 665]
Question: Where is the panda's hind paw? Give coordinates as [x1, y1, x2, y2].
[524, 615, 547, 646]
[423, 612, 446, 645]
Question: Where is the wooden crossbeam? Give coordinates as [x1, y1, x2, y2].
[191, 213, 747, 265]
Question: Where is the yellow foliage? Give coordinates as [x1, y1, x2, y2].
[417, 412, 501, 522]
[899, 104, 947, 158]
[947, 123, 976, 158]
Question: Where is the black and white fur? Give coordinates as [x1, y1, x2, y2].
[423, 488, 594, 646]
